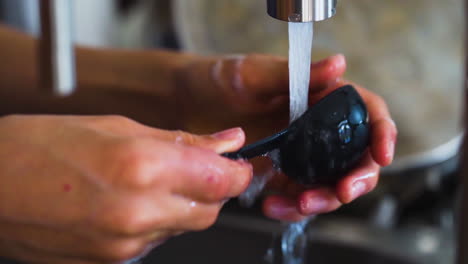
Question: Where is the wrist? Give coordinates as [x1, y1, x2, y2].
[76, 47, 199, 95]
[74, 47, 204, 129]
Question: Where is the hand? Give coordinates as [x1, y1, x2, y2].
[0, 115, 252, 264]
[177, 54, 397, 221]
[262, 59, 397, 221]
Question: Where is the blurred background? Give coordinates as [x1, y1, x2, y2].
[0, 0, 464, 263]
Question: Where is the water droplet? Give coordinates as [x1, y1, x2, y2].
[264, 247, 275, 263]
[268, 149, 282, 171]
[238, 167, 275, 208]
[175, 136, 183, 144]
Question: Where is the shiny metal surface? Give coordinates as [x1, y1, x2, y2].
[267, 0, 337, 22]
[382, 133, 463, 174]
[39, 0, 76, 96]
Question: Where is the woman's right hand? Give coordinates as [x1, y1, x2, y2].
[0, 115, 252, 264]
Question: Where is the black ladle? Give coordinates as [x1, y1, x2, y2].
[223, 85, 370, 186]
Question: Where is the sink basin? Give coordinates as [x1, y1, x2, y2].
[0, 212, 452, 264]
[144, 227, 416, 264]
[143, 213, 453, 264]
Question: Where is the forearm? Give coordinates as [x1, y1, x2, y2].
[0, 25, 197, 128]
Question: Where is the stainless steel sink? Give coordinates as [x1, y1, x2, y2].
[143, 213, 454, 264]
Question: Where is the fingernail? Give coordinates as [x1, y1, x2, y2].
[300, 197, 330, 215]
[350, 180, 369, 202]
[212, 128, 243, 141]
[330, 54, 345, 67]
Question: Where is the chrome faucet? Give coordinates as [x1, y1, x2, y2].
[266, 0, 337, 22]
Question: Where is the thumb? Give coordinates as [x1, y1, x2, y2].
[237, 54, 347, 98]
[309, 54, 347, 90]
[159, 128, 246, 154]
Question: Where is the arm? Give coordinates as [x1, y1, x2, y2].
[0, 24, 198, 129]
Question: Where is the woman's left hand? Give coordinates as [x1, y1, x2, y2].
[177, 53, 397, 221]
[262, 77, 398, 221]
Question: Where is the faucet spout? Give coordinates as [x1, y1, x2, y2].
[267, 0, 337, 22]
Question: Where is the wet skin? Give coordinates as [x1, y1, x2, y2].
[177, 54, 397, 221]
[0, 116, 252, 264]
[223, 85, 371, 187]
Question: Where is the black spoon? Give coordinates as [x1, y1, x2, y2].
[223, 85, 370, 186]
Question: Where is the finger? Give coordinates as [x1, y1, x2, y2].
[309, 54, 347, 92]
[235, 54, 346, 98]
[151, 127, 246, 154]
[107, 136, 252, 203]
[172, 200, 224, 231]
[371, 118, 397, 166]
[313, 79, 397, 167]
[335, 152, 380, 204]
[358, 88, 397, 166]
[334, 81, 398, 166]
[266, 172, 307, 197]
[239, 54, 289, 98]
[107, 195, 224, 233]
[86, 116, 247, 154]
[262, 195, 306, 222]
[109, 194, 224, 232]
[297, 188, 342, 215]
[170, 145, 253, 202]
[94, 192, 221, 239]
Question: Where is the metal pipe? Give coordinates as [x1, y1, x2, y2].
[39, 0, 76, 96]
[267, 0, 337, 22]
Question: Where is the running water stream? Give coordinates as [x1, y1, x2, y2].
[239, 21, 314, 207]
[131, 17, 315, 264]
[239, 21, 315, 264]
[281, 21, 314, 264]
[288, 22, 314, 122]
